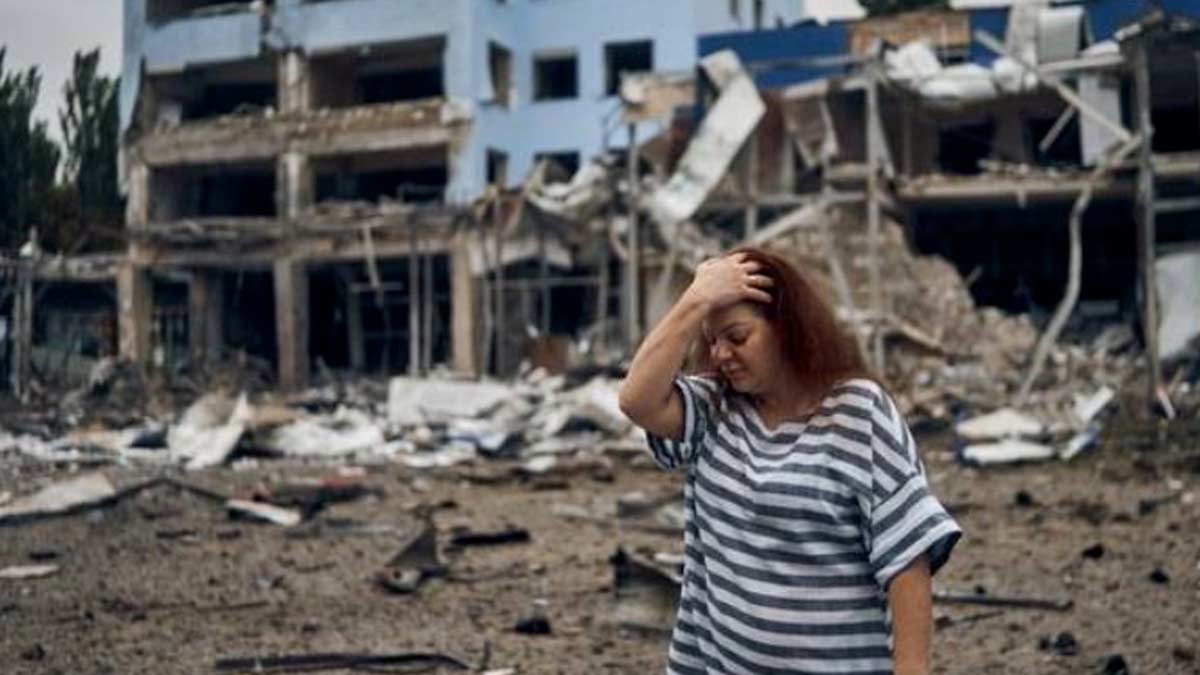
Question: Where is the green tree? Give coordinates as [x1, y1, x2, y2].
[59, 48, 123, 240]
[0, 47, 61, 251]
[861, 0, 950, 16]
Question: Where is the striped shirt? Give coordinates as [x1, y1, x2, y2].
[646, 376, 961, 675]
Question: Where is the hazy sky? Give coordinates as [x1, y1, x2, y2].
[0, 0, 123, 142]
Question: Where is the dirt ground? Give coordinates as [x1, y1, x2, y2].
[0, 424, 1197, 675]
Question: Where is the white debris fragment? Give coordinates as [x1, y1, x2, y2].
[168, 392, 252, 470]
[261, 406, 385, 457]
[394, 442, 477, 469]
[226, 499, 303, 527]
[956, 408, 1045, 441]
[387, 377, 512, 427]
[1072, 386, 1115, 426]
[961, 439, 1057, 466]
[0, 564, 60, 580]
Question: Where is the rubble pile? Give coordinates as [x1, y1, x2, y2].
[0, 364, 639, 477]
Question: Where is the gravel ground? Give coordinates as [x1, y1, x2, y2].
[0, 424, 1197, 675]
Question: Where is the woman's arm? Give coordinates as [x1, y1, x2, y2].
[617, 253, 772, 440]
[889, 553, 933, 675]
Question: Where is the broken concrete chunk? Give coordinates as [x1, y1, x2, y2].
[387, 377, 511, 427]
[955, 408, 1045, 441]
[0, 473, 116, 525]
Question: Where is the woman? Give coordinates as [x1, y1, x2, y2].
[618, 247, 961, 675]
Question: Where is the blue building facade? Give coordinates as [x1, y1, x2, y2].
[121, 0, 817, 204]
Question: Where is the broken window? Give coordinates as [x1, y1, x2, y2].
[149, 162, 277, 220]
[315, 259, 452, 373]
[937, 119, 995, 175]
[487, 149, 509, 187]
[144, 58, 276, 125]
[533, 51, 578, 101]
[310, 37, 445, 109]
[313, 147, 448, 204]
[146, 0, 261, 23]
[604, 40, 653, 96]
[489, 42, 513, 107]
[534, 151, 580, 183]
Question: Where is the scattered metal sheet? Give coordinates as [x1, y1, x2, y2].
[609, 547, 681, 634]
[214, 651, 472, 674]
[377, 511, 444, 594]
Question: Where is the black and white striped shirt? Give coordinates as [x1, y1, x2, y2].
[646, 376, 961, 675]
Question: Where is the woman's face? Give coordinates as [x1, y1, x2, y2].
[703, 302, 785, 395]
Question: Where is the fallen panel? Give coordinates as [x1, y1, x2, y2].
[644, 50, 766, 227]
[0, 473, 116, 525]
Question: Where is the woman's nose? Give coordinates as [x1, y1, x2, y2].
[711, 342, 729, 362]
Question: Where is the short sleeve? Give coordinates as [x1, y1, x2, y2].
[860, 386, 961, 591]
[644, 375, 720, 470]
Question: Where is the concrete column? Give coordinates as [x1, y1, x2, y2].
[278, 49, 310, 115]
[274, 258, 310, 390]
[339, 268, 366, 371]
[126, 161, 150, 228]
[117, 263, 153, 363]
[188, 270, 224, 363]
[9, 262, 33, 398]
[451, 236, 479, 376]
[277, 152, 313, 220]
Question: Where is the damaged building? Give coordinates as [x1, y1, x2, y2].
[110, 0, 843, 388]
[625, 0, 1200, 415]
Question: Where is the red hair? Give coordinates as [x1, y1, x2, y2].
[692, 245, 869, 397]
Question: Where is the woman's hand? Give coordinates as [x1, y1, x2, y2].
[683, 252, 774, 312]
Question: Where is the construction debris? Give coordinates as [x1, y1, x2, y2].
[0, 473, 116, 525]
[0, 564, 60, 580]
